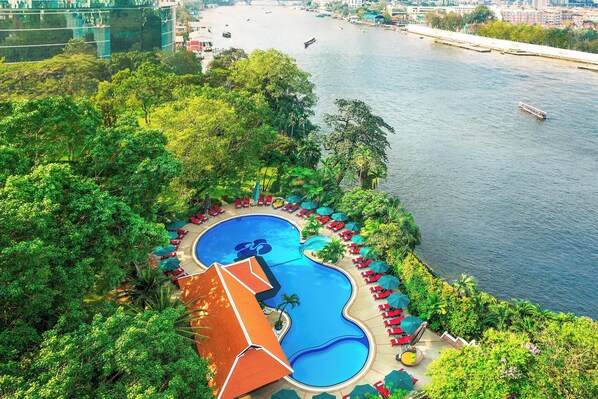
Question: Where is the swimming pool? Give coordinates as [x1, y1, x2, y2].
[195, 215, 370, 388]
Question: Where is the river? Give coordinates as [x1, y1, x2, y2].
[200, 4, 598, 319]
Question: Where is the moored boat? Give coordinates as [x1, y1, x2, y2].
[519, 102, 547, 119]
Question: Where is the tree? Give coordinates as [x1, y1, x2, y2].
[228, 49, 316, 137]
[108, 50, 162, 76]
[161, 49, 202, 76]
[118, 265, 171, 310]
[0, 97, 101, 165]
[0, 164, 166, 358]
[205, 47, 248, 86]
[316, 238, 346, 264]
[322, 99, 394, 185]
[452, 274, 477, 297]
[275, 293, 301, 330]
[301, 215, 321, 239]
[464, 6, 496, 25]
[111, 61, 176, 124]
[62, 38, 96, 56]
[0, 308, 214, 399]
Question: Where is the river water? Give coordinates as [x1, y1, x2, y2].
[201, 4, 598, 318]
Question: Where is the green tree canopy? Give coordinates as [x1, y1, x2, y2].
[0, 164, 166, 357]
[322, 99, 394, 186]
[161, 49, 203, 76]
[228, 49, 316, 137]
[1, 308, 214, 399]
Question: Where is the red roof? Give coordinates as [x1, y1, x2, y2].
[179, 258, 292, 399]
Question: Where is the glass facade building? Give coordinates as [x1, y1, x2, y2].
[0, 0, 175, 62]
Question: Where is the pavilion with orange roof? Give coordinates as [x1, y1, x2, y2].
[179, 257, 292, 399]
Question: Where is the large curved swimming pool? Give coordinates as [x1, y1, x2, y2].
[195, 215, 369, 387]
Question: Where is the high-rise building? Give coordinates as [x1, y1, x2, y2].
[0, 0, 175, 62]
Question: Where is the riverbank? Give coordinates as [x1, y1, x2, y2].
[406, 24, 598, 66]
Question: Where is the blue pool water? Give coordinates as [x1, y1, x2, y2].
[195, 215, 369, 387]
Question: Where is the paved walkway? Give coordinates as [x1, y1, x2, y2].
[175, 203, 451, 398]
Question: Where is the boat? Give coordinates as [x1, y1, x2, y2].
[519, 102, 547, 119]
[304, 37, 316, 49]
[315, 14, 326, 18]
[222, 31, 231, 38]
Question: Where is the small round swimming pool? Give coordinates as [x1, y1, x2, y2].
[195, 215, 369, 388]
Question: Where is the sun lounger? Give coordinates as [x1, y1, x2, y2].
[315, 214, 323, 220]
[373, 290, 392, 300]
[235, 198, 242, 208]
[281, 202, 292, 211]
[387, 327, 405, 336]
[296, 208, 308, 217]
[374, 381, 390, 399]
[160, 252, 177, 260]
[199, 213, 209, 222]
[243, 197, 250, 208]
[390, 335, 412, 346]
[257, 194, 264, 206]
[382, 308, 404, 318]
[265, 195, 273, 206]
[172, 272, 189, 287]
[331, 222, 345, 232]
[364, 274, 382, 283]
[318, 216, 330, 225]
[170, 239, 181, 245]
[339, 229, 352, 237]
[358, 259, 372, 267]
[175, 229, 188, 235]
[208, 208, 218, 217]
[355, 262, 370, 269]
[189, 216, 202, 225]
[361, 270, 376, 277]
[349, 246, 363, 255]
[214, 205, 225, 214]
[302, 209, 315, 219]
[342, 231, 358, 240]
[287, 203, 299, 213]
[352, 256, 365, 264]
[326, 220, 339, 229]
[370, 285, 385, 293]
[384, 315, 406, 327]
[379, 303, 394, 312]
[165, 267, 185, 276]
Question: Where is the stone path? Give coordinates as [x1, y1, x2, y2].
[175, 202, 451, 398]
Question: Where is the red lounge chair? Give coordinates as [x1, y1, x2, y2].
[384, 315, 406, 327]
[170, 239, 181, 245]
[287, 203, 299, 213]
[302, 209, 315, 219]
[339, 229, 352, 237]
[331, 222, 345, 232]
[365, 274, 382, 283]
[370, 285, 385, 293]
[208, 208, 218, 217]
[373, 290, 392, 300]
[172, 272, 189, 287]
[165, 267, 185, 276]
[348, 242, 360, 248]
[296, 208, 307, 217]
[326, 220, 339, 229]
[175, 229, 188, 235]
[281, 202, 292, 211]
[342, 231, 358, 240]
[189, 216, 201, 225]
[318, 216, 330, 225]
[355, 262, 370, 269]
[257, 194, 265, 206]
[315, 214, 323, 220]
[160, 252, 177, 260]
[358, 259, 373, 267]
[199, 213, 209, 222]
[390, 335, 412, 346]
[379, 303, 393, 312]
[352, 256, 365, 264]
[382, 308, 404, 318]
[361, 270, 376, 277]
[349, 246, 363, 255]
[243, 197, 250, 207]
[265, 195, 273, 206]
[413, 378, 418, 385]
[387, 327, 405, 336]
[374, 381, 390, 399]
[214, 205, 225, 214]
[235, 198, 242, 208]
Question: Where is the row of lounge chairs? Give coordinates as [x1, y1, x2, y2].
[373, 370, 418, 398]
[189, 205, 225, 225]
[235, 195, 273, 208]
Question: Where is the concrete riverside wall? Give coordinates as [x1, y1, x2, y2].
[407, 24, 598, 65]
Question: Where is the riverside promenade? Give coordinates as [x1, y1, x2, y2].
[176, 202, 451, 398]
[407, 24, 598, 65]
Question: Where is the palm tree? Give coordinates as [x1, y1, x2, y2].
[452, 274, 477, 297]
[316, 238, 346, 264]
[275, 293, 301, 330]
[118, 265, 170, 309]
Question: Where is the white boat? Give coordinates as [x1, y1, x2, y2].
[519, 102, 547, 119]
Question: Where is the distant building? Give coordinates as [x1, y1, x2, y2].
[362, 13, 386, 25]
[500, 8, 542, 24]
[0, 0, 176, 62]
[345, 0, 363, 10]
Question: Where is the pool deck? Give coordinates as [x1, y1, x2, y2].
[175, 203, 452, 398]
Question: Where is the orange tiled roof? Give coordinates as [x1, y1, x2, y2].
[179, 258, 292, 399]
